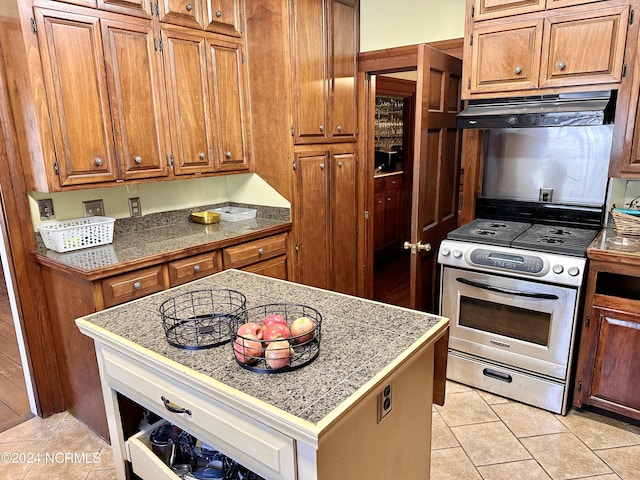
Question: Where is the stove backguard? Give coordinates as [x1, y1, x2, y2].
[482, 125, 612, 208]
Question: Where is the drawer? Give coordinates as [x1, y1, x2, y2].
[223, 233, 288, 270]
[168, 251, 222, 287]
[242, 255, 287, 280]
[374, 177, 385, 192]
[101, 265, 165, 308]
[102, 347, 296, 480]
[127, 420, 179, 480]
[383, 175, 402, 190]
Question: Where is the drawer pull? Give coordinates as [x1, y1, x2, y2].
[257, 248, 264, 255]
[133, 281, 142, 290]
[161, 395, 192, 415]
[193, 265, 201, 273]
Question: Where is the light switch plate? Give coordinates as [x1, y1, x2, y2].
[82, 199, 104, 217]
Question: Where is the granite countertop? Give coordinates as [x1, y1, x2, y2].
[76, 270, 447, 426]
[373, 169, 403, 179]
[588, 225, 640, 257]
[33, 204, 291, 273]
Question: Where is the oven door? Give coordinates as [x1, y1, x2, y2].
[441, 266, 579, 379]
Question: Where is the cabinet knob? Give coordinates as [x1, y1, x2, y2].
[133, 281, 142, 290]
[258, 248, 264, 255]
[216, 10, 222, 18]
[337, 161, 343, 167]
[336, 124, 342, 132]
[225, 151, 232, 159]
[94, 158, 103, 167]
[319, 163, 325, 169]
[387, 197, 392, 202]
[319, 125, 324, 132]
[377, 199, 383, 204]
[134, 155, 142, 164]
[186, 3, 193, 11]
[514, 65, 522, 75]
[557, 61, 566, 71]
[199, 152, 206, 160]
[193, 265, 201, 273]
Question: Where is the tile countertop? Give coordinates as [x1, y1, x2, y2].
[33, 204, 291, 274]
[76, 269, 448, 426]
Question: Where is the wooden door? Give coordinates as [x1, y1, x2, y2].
[408, 46, 462, 312]
[469, 19, 543, 94]
[34, 8, 118, 186]
[330, 0, 357, 140]
[206, 38, 250, 172]
[101, 18, 170, 180]
[584, 306, 640, 417]
[539, 5, 629, 88]
[471, 0, 545, 21]
[158, 0, 204, 29]
[294, 150, 331, 289]
[291, 0, 328, 143]
[330, 148, 358, 295]
[162, 27, 216, 175]
[204, 0, 242, 37]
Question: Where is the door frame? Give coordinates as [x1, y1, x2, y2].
[358, 41, 463, 308]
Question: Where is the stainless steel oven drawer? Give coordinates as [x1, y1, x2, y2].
[447, 350, 568, 414]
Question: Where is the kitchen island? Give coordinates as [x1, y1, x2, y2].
[76, 269, 449, 479]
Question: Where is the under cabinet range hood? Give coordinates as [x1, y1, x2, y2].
[457, 91, 616, 128]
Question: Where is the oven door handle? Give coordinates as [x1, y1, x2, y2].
[456, 277, 559, 300]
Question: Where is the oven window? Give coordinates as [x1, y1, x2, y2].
[460, 296, 550, 346]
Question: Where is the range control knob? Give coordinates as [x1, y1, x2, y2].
[440, 247, 451, 257]
[452, 249, 463, 259]
[567, 266, 580, 277]
[552, 264, 564, 274]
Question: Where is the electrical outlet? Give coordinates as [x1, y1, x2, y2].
[539, 188, 554, 203]
[37, 199, 55, 220]
[82, 199, 104, 217]
[128, 197, 142, 217]
[377, 383, 393, 423]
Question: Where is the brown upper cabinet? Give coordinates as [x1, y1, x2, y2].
[471, 0, 611, 21]
[463, 0, 631, 98]
[291, 0, 358, 144]
[9, 1, 249, 192]
[158, 0, 242, 37]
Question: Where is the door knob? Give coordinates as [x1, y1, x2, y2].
[403, 241, 431, 254]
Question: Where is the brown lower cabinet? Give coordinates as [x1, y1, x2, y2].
[572, 250, 640, 421]
[36, 229, 289, 440]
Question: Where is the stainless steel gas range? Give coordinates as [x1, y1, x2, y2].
[438, 205, 601, 414]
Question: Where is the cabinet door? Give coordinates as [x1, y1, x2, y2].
[204, 0, 242, 37]
[294, 151, 330, 289]
[539, 5, 629, 88]
[101, 18, 170, 180]
[586, 307, 640, 415]
[34, 8, 118, 186]
[158, 0, 204, 29]
[291, 0, 328, 143]
[471, 0, 545, 22]
[546, 0, 611, 9]
[373, 191, 386, 251]
[330, 0, 357, 140]
[206, 38, 250, 172]
[469, 19, 543, 94]
[97, 0, 153, 17]
[330, 150, 358, 295]
[162, 27, 216, 175]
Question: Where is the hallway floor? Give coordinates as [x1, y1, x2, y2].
[0, 381, 638, 479]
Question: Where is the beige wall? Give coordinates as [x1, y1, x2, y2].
[360, 0, 466, 51]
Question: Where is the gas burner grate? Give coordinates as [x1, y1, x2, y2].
[447, 218, 532, 246]
[512, 224, 598, 256]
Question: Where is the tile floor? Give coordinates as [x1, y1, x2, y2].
[0, 381, 639, 479]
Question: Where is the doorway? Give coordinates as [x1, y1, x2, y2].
[372, 75, 416, 308]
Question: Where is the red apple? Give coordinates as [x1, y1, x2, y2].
[233, 333, 263, 364]
[236, 322, 263, 339]
[263, 323, 291, 343]
[261, 314, 287, 328]
[265, 340, 294, 369]
[290, 316, 315, 344]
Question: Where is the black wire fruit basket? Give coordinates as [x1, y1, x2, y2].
[230, 303, 322, 373]
[160, 289, 247, 350]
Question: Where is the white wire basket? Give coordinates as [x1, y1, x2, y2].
[38, 216, 115, 253]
